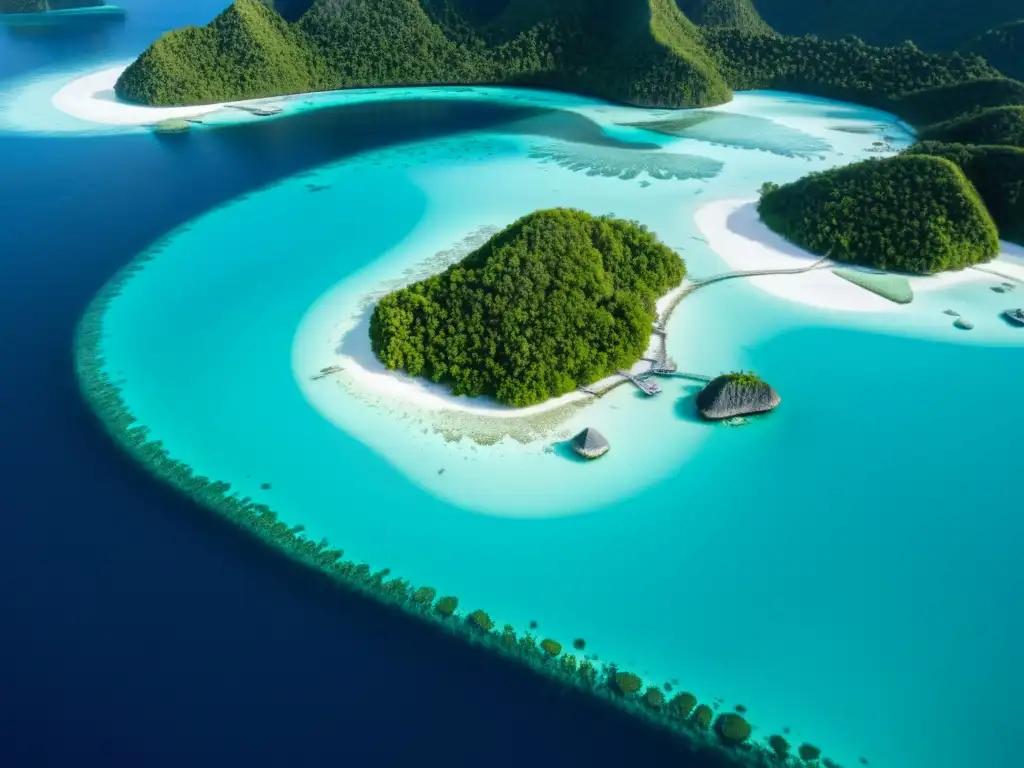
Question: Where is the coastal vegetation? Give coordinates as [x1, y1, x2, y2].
[918, 106, 1024, 148]
[116, 0, 733, 108]
[893, 78, 1024, 128]
[369, 209, 684, 407]
[962, 20, 1024, 81]
[750, 0, 1021, 51]
[116, 0, 1017, 129]
[701, 28, 1000, 119]
[674, 0, 772, 34]
[905, 142, 1024, 244]
[758, 155, 1000, 273]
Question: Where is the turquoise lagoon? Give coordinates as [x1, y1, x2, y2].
[85, 87, 1022, 768]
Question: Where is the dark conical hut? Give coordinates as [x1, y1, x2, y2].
[571, 428, 609, 459]
[696, 373, 780, 421]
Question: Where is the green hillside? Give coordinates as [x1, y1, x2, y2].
[117, 0, 322, 105]
[674, 0, 771, 34]
[751, 0, 1022, 51]
[919, 105, 1024, 148]
[894, 78, 1024, 127]
[369, 208, 684, 407]
[757, 155, 1000, 273]
[906, 142, 1024, 244]
[116, 0, 733, 108]
[701, 29, 1000, 116]
[962, 21, 1024, 81]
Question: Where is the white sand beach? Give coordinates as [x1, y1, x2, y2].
[696, 199, 1024, 312]
[50, 65, 230, 125]
[295, 277, 689, 422]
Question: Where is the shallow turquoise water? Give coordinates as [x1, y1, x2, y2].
[94, 88, 1023, 768]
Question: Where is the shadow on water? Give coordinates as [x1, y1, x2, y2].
[191, 97, 662, 169]
[675, 386, 706, 425]
[551, 437, 591, 464]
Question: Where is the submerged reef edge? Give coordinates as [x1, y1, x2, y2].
[74, 230, 840, 768]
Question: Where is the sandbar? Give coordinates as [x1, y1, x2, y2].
[695, 199, 1024, 312]
[50, 65, 232, 125]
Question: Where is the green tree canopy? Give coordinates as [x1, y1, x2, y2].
[116, 0, 732, 108]
[905, 141, 1024, 244]
[758, 155, 1000, 274]
[673, 0, 772, 34]
[919, 105, 1024, 148]
[369, 209, 684, 407]
[961, 20, 1024, 80]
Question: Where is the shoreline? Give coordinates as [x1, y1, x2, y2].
[73, 256, 788, 768]
[297, 272, 692, 427]
[696, 199, 1024, 312]
[51, 65, 231, 126]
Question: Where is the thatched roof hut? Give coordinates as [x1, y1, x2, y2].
[572, 427, 609, 460]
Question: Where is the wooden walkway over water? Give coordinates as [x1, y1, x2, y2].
[617, 370, 661, 395]
[656, 255, 833, 330]
[971, 264, 1024, 285]
[575, 256, 832, 397]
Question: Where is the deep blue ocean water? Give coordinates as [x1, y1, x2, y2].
[0, 3, 717, 765]
[3, 4, 1023, 768]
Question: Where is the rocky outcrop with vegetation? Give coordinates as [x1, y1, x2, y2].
[696, 372, 780, 420]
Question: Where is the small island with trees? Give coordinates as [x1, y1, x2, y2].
[369, 208, 685, 408]
[757, 155, 1001, 274]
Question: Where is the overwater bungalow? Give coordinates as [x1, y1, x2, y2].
[571, 428, 609, 460]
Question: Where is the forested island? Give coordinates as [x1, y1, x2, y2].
[114, 0, 732, 108]
[757, 156, 1001, 273]
[369, 209, 684, 407]
[1, 0, 111, 12]
[112, 0, 1024, 150]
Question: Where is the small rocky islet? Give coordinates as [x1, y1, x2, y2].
[696, 372, 781, 421]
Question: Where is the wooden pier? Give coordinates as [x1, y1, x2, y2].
[656, 254, 833, 330]
[617, 370, 661, 395]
